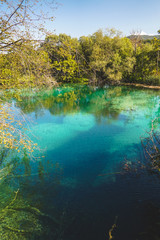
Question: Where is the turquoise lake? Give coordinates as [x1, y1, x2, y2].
[1, 85, 160, 239]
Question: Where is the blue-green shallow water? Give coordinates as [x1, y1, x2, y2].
[2, 85, 160, 239]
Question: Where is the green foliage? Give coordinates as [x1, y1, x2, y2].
[42, 30, 136, 83]
[129, 37, 160, 83]
[131, 42, 155, 81]
[0, 0, 57, 88]
[144, 74, 160, 85]
[0, 41, 55, 88]
[1, 27, 160, 86]
[0, 0, 159, 85]
[42, 34, 83, 82]
[80, 29, 135, 82]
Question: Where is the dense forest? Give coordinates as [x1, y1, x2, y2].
[1, 29, 160, 87]
[1, 0, 160, 88]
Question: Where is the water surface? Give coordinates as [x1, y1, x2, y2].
[1, 85, 160, 240]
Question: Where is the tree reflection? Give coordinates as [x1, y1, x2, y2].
[11, 85, 160, 126]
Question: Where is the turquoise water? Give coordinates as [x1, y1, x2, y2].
[1, 85, 160, 239]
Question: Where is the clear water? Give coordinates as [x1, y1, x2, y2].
[1, 85, 160, 239]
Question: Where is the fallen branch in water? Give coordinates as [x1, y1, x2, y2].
[11, 206, 60, 225]
[1, 189, 19, 218]
[0, 189, 60, 236]
[123, 83, 160, 90]
[108, 216, 118, 240]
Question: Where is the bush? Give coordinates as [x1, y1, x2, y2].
[144, 74, 160, 86]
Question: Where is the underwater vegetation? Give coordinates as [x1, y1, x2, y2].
[0, 188, 63, 239]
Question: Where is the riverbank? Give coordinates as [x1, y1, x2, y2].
[122, 82, 160, 90]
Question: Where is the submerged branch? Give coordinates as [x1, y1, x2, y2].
[108, 216, 118, 240]
[141, 118, 160, 170]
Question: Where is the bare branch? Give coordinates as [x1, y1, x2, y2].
[0, 39, 23, 51]
[6, 0, 25, 24]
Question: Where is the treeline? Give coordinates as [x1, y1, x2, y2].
[1, 29, 160, 87]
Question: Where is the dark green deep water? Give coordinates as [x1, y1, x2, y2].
[1, 85, 160, 239]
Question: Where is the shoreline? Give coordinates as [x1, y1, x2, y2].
[122, 82, 160, 90]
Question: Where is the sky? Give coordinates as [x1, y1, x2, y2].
[48, 0, 160, 38]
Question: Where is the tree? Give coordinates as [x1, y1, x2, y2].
[0, 0, 57, 87]
[155, 30, 160, 73]
[83, 29, 135, 82]
[129, 30, 142, 54]
[131, 42, 156, 81]
[0, 0, 56, 165]
[0, 41, 53, 87]
[0, 103, 34, 153]
[42, 34, 84, 82]
[0, 0, 56, 52]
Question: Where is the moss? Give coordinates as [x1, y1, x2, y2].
[0, 190, 60, 240]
